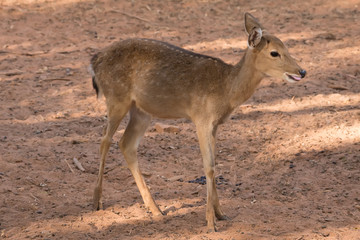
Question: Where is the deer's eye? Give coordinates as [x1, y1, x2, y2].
[270, 51, 280, 57]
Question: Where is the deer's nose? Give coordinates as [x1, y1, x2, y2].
[299, 69, 306, 78]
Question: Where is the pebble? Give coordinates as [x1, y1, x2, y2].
[154, 123, 180, 134]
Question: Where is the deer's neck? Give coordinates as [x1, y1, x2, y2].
[229, 49, 264, 108]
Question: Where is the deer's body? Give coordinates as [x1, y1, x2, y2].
[93, 39, 235, 122]
[90, 13, 306, 232]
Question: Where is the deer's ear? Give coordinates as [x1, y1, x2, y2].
[244, 13, 264, 35]
[247, 27, 262, 49]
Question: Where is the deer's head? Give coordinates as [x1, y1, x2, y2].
[245, 13, 306, 83]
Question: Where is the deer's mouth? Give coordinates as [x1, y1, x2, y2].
[284, 73, 302, 83]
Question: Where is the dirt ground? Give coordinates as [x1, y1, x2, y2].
[0, 0, 359, 239]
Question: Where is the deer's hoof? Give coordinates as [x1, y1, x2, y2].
[206, 226, 217, 233]
[93, 200, 103, 211]
[206, 220, 217, 233]
[152, 209, 164, 216]
[93, 188, 103, 210]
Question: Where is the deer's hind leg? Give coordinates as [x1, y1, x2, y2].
[93, 98, 131, 210]
[119, 104, 163, 216]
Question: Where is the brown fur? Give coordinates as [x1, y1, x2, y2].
[91, 13, 305, 232]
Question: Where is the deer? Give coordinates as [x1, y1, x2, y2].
[89, 13, 306, 232]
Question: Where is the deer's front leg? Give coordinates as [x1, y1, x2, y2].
[196, 123, 227, 232]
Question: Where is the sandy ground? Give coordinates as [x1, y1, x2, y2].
[0, 0, 359, 239]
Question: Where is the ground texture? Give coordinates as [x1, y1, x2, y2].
[0, 0, 359, 239]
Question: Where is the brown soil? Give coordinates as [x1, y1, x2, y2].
[0, 0, 359, 239]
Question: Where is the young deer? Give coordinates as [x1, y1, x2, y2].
[90, 13, 306, 232]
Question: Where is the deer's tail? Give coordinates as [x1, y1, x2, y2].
[89, 54, 101, 98]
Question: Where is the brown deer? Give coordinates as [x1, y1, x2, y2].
[90, 13, 306, 232]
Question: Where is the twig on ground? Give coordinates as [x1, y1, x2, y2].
[0, 50, 48, 56]
[327, 84, 349, 91]
[0, 70, 23, 76]
[104, 165, 127, 174]
[64, 159, 75, 173]
[40, 78, 72, 82]
[346, 74, 357, 80]
[110, 10, 150, 23]
[30, 193, 39, 202]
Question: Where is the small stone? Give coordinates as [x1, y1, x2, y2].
[154, 123, 180, 134]
[142, 172, 152, 178]
[71, 140, 81, 144]
[167, 175, 184, 182]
